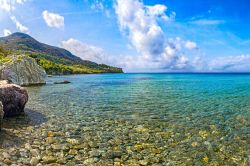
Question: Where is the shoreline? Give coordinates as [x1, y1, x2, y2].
[0, 74, 249, 165]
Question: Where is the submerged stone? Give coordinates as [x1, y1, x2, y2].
[66, 138, 80, 145]
[203, 156, 209, 164]
[42, 156, 57, 164]
[139, 160, 148, 166]
[199, 130, 209, 139]
[30, 157, 40, 166]
[191, 142, 198, 147]
[54, 80, 71, 84]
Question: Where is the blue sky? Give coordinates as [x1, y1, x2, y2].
[0, 0, 250, 72]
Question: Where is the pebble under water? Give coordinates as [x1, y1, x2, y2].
[0, 73, 249, 165]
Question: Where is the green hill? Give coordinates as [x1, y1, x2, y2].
[0, 32, 123, 74]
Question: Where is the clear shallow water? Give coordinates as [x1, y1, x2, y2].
[1, 73, 249, 165]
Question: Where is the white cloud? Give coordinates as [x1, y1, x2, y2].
[61, 38, 106, 63]
[185, 40, 197, 49]
[10, 16, 29, 33]
[192, 56, 206, 71]
[0, 0, 27, 12]
[16, 0, 26, 4]
[114, 0, 190, 70]
[88, 0, 112, 18]
[0, 0, 15, 12]
[60, 38, 250, 73]
[42, 10, 64, 29]
[146, 4, 167, 16]
[65, 0, 238, 72]
[90, 1, 104, 11]
[3, 29, 11, 36]
[190, 19, 224, 25]
[208, 55, 250, 71]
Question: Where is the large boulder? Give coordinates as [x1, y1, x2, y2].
[0, 55, 46, 86]
[0, 80, 28, 117]
[0, 102, 3, 129]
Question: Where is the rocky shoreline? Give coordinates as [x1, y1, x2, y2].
[0, 56, 249, 165]
[0, 80, 29, 130]
[0, 99, 248, 165]
[0, 54, 46, 129]
[0, 55, 46, 86]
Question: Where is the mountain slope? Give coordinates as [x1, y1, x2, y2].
[0, 32, 123, 74]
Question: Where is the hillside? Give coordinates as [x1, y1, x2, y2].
[0, 32, 123, 74]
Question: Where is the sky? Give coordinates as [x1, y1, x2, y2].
[0, 0, 250, 72]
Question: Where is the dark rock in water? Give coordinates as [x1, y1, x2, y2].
[54, 80, 71, 84]
[0, 102, 3, 129]
[0, 55, 47, 86]
[0, 80, 28, 117]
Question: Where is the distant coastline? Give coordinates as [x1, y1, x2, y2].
[0, 32, 123, 75]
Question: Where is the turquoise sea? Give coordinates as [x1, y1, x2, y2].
[1, 73, 249, 165]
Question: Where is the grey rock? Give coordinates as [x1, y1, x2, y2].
[54, 80, 71, 84]
[0, 55, 46, 86]
[30, 149, 40, 157]
[89, 150, 102, 158]
[24, 143, 32, 150]
[2, 152, 10, 159]
[0, 80, 28, 117]
[110, 151, 123, 159]
[0, 102, 3, 129]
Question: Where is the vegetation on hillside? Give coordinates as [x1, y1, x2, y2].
[0, 32, 123, 75]
[0, 46, 12, 65]
[0, 46, 9, 57]
[0, 47, 122, 74]
[28, 52, 123, 74]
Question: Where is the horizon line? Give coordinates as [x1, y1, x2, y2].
[124, 72, 250, 74]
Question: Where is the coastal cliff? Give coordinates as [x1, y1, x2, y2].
[0, 55, 46, 86]
[0, 32, 123, 75]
